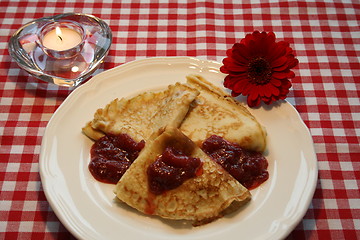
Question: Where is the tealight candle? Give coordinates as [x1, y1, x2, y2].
[38, 20, 85, 59]
[42, 27, 82, 51]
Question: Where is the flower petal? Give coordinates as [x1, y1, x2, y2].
[270, 78, 282, 87]
[222, 58, 248, 72]
[231, 91, 240, 97]
[242, 81, 255, 95]
[233, 43, 251, 57]
[232, 48, 250, 64]
[223, 75, 238, 88]
[268, 83, 280, 96]
[288, 70, 295, 79]
[288, 56, 299, 68]
[272, 71, 291, 80]
[232, 78, 249, 92]
[271, 56, 288, 68]
[268, 43, 287, 62]
[272, 62, 289, 72]
[247, 93, 261, 107]
[262, 84, 273, 98]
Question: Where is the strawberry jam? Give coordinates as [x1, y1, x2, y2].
[89, 134, 145, 184]
[202, 135, 268, 189]
[147, 147, 202, 195]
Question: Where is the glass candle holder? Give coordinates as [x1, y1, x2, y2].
[8, 13, 112, 87]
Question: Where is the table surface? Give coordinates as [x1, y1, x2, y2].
[0, 0, 359, 239]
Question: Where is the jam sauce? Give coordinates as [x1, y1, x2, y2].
[202, 135, 269, 189]
[147, 147, 203, 195]
[89, 134, 145, 184]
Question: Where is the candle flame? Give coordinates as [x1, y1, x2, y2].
[55, 27, 63, 41]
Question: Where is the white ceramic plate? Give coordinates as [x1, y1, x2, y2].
[40, 57, 318, 240]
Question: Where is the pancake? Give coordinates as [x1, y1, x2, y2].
[114, 126, 250, 225]
[180, 75, 267, 152]
[83, 75, 267, 152]
[82, 82, 200, 142]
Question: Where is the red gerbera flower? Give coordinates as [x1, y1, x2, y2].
[220, 31, 299, 107]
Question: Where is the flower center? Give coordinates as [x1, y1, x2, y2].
[247, 57, 272, 85]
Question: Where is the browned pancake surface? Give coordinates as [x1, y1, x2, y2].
[180, 75, 267, 152]
[82, 82, 199, 142]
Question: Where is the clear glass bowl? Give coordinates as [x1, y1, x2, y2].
[8, 13, 112, 87]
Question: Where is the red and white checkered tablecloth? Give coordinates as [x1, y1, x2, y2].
[0, 0, 359, 239]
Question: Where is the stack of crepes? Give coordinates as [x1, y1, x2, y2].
[82, 74, 267, 226]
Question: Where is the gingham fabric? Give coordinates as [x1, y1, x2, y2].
[0, 0, 359, 239]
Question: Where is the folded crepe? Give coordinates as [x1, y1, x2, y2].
[83, 75, 267, 153]
[180, 75, 267, 152]
[82, 82, 200, 142]
[114, 126, 250, 225]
